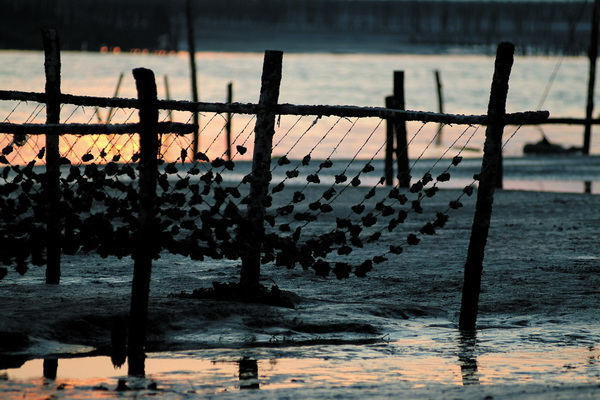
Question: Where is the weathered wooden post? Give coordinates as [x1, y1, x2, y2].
[240, 51, 283, 292]
[434, 70, 444, 146]
[42, 28, 61, 285]
[384, 95, 394, 186]
[128, 68, 160, 377]
[459, 42, 514, 331]
[186, 0, 200, 155]
[583, 0, 599, 155]
[393, 71, 410, 187]
[225, 82, 233, 160]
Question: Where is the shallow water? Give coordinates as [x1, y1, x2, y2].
[2, 319, 599, 399]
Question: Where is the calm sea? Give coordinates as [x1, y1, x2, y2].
[1, 50, 599, 192]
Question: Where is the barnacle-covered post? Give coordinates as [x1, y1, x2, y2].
[128, 68, 160, 376]
[42, 28, 62, 285]
[393, 71, 410, 187]
[459, 42, 514, 331]
[240, 50, 283, 292]
[384, 95, 394, 186]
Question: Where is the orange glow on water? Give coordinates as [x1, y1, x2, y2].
[2, 345, 598, 398]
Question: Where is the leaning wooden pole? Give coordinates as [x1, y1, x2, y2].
[42, 28, 62, 285]
[186, 0, 200, 156]
[239, 50, 283, 292]
[128, 68, 160, 377]
[434, 70, 444, 146]
[584, 0, 600, 155]
[459, 42, 514, 331]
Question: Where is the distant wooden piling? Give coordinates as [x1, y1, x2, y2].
[434, 70, 444, 146]
[459, 42, 514, 331]
[128, 68, 160, 377]
[164, 75, 173, 122]
[240, 51, 283, 291]
[42, 28, 61, 285]
[583, 0, 600, 155]
[393, 71, 410, 187]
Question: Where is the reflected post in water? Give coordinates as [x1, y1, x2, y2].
[43, 358, 58, 381]
[457, 331, 480, 385]
[238, 358, 260, 389]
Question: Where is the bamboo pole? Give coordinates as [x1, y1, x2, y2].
[105, 72, 124, 123]
[42, 28, 61, 285]
[459, 42, 515, 331]
[583, 0, 600, 154]
[186, 0, 200, 155]
[128, 68, 160, 377]
[240, 50, 283, 291]
[0, 122, 196, 135]
[0, 89, 549, 126]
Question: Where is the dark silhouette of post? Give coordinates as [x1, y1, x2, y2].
[186, 0, 200, 155]
[239, 358, 260, 389]
[384, 95, 394, 186]
[240, 50, 283, 291]
[393, 71, 410, 187]
[42, 28, 61, 285]
[226, 82, 233, 160]
[459, 42, 514, 331]
[584, 0, 600, 154]
[43, 359, 58, 380]
[128, 68, 160, 377]
[457, 331, 480, 385]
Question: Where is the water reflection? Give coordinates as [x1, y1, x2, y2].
[42, 358, 58, 380]
[238, 357, 260, 390]
[457, 331, 480, 386]
[110, 320, 127, 369]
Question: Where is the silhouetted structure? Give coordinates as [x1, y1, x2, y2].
[0, 0, 593, 54]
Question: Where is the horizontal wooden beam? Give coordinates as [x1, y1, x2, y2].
[0, 89, 549, 125]
[0, 121, 197, 135]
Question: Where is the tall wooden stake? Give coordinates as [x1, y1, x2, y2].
[240, 50, 283, 291]
[584, 0, 600, 155]
[225, 82, 233, 160]
[459, 42, 514, 331]
[128, 68, 160, 377]
[393, 71, 410, 187]
[384, 95, 394, 186]
[42, 28, 61, 285]
[186, 0, 200, 155]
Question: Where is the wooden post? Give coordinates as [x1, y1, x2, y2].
[393, 71, 410, 187]
[240, 50, 283, 291]
[459, 42, 514, 331]
[226, 82, 233, 160]
[384, 95, 394, 186]
[434, 70, 444, 146]
[583, 0, 599, 155]
[128, 68, 160, 377]
[186, 0, 200, 155]
[42, 28, 61, 285]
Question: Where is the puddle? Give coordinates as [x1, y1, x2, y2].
[2, 322, 599, 399]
